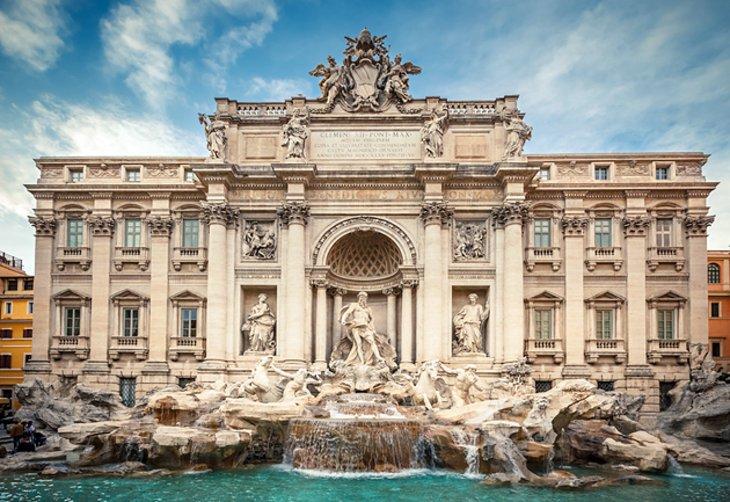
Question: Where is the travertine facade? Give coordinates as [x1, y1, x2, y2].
[24, 30, 717, 415]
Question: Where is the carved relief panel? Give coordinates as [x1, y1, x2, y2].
[453, 220, 488, 261]
[242, 220, 277, 261]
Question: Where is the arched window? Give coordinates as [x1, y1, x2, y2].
[708, 263, 720, 284]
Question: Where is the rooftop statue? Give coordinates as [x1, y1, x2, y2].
[281, 108, 310, 159]
[198, 113, 227, 161]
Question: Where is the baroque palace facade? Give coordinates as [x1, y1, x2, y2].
[25, 30, 716, 414]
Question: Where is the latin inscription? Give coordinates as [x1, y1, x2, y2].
[311, 130, 421, 160]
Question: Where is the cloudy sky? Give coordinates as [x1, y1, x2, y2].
[1, 0, 728, 272]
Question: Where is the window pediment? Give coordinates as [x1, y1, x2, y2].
[586, 291, 625, 305]
[648, 290, 687, 307]
[170, 290, 206, 306]
[110, 289, 148, 304]
[52, 289, 90, 304]
[525, 291, 563, 306]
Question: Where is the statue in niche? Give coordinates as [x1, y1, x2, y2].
[502, 113, 532, 160]
[381, 53, 422, 103]
[421, 104, 448, 158]
[330, 291, 397, 371]
[198, 113, 227, 161]
[309, 55, 348, 106]
[452, 293, 489, 355]
[453, 222, 486, 260]
[440, 363, 488, 408]
[242, 221, 276, 260]
[242, 294, 276, 353]
[281, 108, 309, 159]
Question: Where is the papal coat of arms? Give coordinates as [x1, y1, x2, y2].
[309, 28, 421, 112]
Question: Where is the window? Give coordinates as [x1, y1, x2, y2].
[6, 279, 17, 291]
[0, 388, 12, 400]
[533, 309, 552, 339]
[178, 377, 195, 388]
[119, 377, 136, 407]
[533, 218, 551, 248]
[4, 302, 11, 315]
[24, 354, 31, 365]
[711, 341, 721, 358]
[595, 309, 614, 339]
[656, 218, 673, 247]
[122, 308, 139, 337]
[67, 218, 84, 248]
[69, 169, 84, 182]
[182, 219, 199, 248]
[708, 263, 721, 284]
[125, 168, 141, 182]
[656, 166, 670, 180]
[534, 380, 552, 393]
[594, 218, 612, 248]
[538, 167, 550, 181]
[0, 330, 11, 339]
[64, 307, 81, 337]
[124, 219, 142, 248]
[27, 301, 34, 314]
[594, 165, 609, 180]
[22, 329, 32, 338]
[597, 381, 614, 392]
[659, 381, 676, 411]
[657, 309, 675, 339]
[181, 308, 198, 337]
[184, 168, 195, 182]
[711, 302, 720, 318]
[23, 278, 33, 291]
[0, 354, 11, 369]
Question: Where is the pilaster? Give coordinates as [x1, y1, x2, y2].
[144, 215, 173, 375]
[622, 213, 651, 369]
[561, 214, 590, 377]
[684, 213, 714, 345]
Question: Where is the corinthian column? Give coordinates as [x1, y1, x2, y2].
[146, 216, 173, 374]
[419, 202, 452, 361]
[499, 202, 528, 362]
[26, 217, 56, 376]
[400, 279, 416, 364]
[561, 215, 589, 376]
[330, 288, 345, 348]
[313, 279, 328, 366]
[277, 202, 310, 364]
[684, 214, 714, 346]
[200, 202, 237, 371]
[383, 288, 399, 344]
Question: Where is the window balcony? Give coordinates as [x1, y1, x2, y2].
[55, 247, 91, 271]
[585, 338, 626, 364]
[525, 247, 561, 272]
[172, 247, 208, 272]
[524, 338, 564, 363]
[647, 247, 685, 272]
[585, 247, 623, 272]
[113, 246, 149, 271]
[50, 335, 89, 360]
[169, 336, 206, 361]
[109, 336, 148, 361]
[647, 338, 689, 364]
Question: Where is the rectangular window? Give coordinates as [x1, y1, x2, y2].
[711, 341, 721, 358]
[184, 168, 195, 182]
[6, 279, 17, 291]
[0, 388, 12, 400]
[64, 307, 81, 337]
[594, 218, 612, 248]
[119, 377, 136, 408]
[122, 308, 139, 337]
[125, 168, 141, 182]
[182, 219, 199, 248]
[533, 218, 551, 248]
[22, 329, 32, 338]
[533, 309, 552, 339]
[69, 169, 83, 182]
[594, 166, 609, 180]
[595, 309, 614, 339]
[24, 354, 31, 365]
[27, 301, 33, 314]
[656, 166, 670, 180]
[4, 302, 11, 315]
[656, 218, 673, 248]
[23, 278, 33, 291]
[178, 377, 195, 388]
[597, 381, 615, 392]
[0, 355, 11, 369]
[659, 381, 676, 411]
[124, 219, 142, 248]
[534, 380, 552, 393]
[657, 309, 675, 339]
[181, 308, 198, 338]
[710, 302, 720, 318]
[538, 167, 550, 181]
[0, 330, 11, 339]
[67, 218, 84, 248]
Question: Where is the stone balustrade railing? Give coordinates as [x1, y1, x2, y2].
[524, 247, 562, 271]
[50, 335, 89, 360]
[585, 247, 623, 271]
[524, 338, 564, 363]
[172, 247, 208, 272]
[169, 336, 206, 361]
[647, 338, 689, 364]
[584, 338, 626, 364]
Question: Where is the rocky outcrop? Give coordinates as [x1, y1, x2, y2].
[659, 381, 730, 442]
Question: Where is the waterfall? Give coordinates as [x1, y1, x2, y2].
[449, 428, 481, 477]
[667, 455, 694, 478]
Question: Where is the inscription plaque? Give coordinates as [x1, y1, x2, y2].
[310, 130, 421, 160]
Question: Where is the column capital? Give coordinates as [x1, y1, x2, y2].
[622, 215, 651, 237]
[382, 287, 401, 297]
[88, 216, 116, 236]
[310, 277, 328, 288]
[491, 201, 529, 227]
[328, 287, 347, 297]
[561, 216, 588, 236]
[277, 201, 310, 226]
[419, 201, 453, 226]
[401, 278, 419, 288]
[202, 202, 239, 228]
[683, 214, 714, 237]
[28, 216, 57, 236]
[148, 216, 174, 237]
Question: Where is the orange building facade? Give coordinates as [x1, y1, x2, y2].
[708, 250, 730, 372]
[0, 252, 33, 409]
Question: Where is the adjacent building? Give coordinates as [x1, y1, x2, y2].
[23, 30, 717, 415]
[0, 252, 33, 409]
[708, 250, 730, 371]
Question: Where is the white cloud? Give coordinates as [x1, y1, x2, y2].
[0, 0, 67, 71]
[101, 0, 277, 106]
[246, 77, 311, 101]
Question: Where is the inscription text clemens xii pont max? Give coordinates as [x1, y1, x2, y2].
[310, 130, 421, 160]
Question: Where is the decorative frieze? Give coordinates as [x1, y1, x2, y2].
[622, 216, 651, 236]
[148, 216, 174, 237]
[28, 216, 57, 236]
[560, 216, 589, 236]
[453, 221, 487, 261]
[88, 164, 119, 178]
[683, 215, 714, 237]
[88, 216, 116, 236]
[202, 202, 239, 227]
[419, 201, 453, 226]
[146, 165, 179, 178]
[277, 202, 310, 226]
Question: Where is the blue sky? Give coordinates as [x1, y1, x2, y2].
[1, 0, 729, 272]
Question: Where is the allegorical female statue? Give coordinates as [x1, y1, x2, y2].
[242, 293, 276, 353]
[198, 113, 227, 161]
[281, 108, 309, 159]
[452, 293, 489, 355]
[330, 291, 397, 370]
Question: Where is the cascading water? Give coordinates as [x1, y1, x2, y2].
[449, 429, 481, 477]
